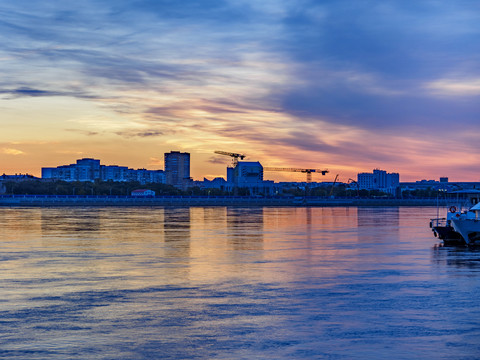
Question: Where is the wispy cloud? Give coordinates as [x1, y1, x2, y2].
[0, 87, 95, 100]
[208, 156, 229, 165]
[115, 130, 164, 138]
[425, 78, 480, 96]
[148, 157, 163, 166]
[65, 129, 99, 136]
[2, 148, 24, 155]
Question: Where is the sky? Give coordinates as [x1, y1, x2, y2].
[1, 0, 480, 182]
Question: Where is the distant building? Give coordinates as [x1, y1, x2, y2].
[357, 172, 375, 190]
[199, 177, 228, 191]
[357, 169, 399, 195]
[397, 178, 480, 194]
[131, 189, 156, 196]
[75, 158, 101, 181]
[42, 158, 165, 184]
[225, 161, 277, 195]
[0, 174, 38, 181]
[164, 151, 191, 189]
[233, 161, 263, 185]
[101, 165, 130, 182]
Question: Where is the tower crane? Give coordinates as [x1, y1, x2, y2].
[263, 167, 329, 183]
[214, 151, 246, 167]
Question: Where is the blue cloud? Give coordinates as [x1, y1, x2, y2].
[272, 0, 480, 129]
[0, 87, 95, 99]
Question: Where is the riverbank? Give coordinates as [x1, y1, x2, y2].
[0, 195, 444, 207]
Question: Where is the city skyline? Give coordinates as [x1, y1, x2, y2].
[1, 1, 480, 182]
[8, 154, 440, 187]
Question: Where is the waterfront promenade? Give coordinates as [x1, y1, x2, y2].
[0, 194, 442, 207]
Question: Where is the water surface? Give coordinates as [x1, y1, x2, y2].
[0, 206, 479, 359]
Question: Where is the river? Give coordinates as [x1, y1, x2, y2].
[0, 206, 479, 359]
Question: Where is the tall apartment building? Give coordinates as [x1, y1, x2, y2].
[357, 169, 399, 194]
[42, 158, 165, 184]
[164, 151, 191, 188]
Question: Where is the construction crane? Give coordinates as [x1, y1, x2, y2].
[263, 167, 329, 183]
[214, 151, 246, 167]
[348, 178, 360, 197]
[329, 174, 339, 196]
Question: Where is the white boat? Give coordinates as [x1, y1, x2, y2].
[450, 203, 480, 245]
[430, 206, 464, 245]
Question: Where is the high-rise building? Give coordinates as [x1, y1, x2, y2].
[357, 169, 399, 194]
[164, 151, 191, 188]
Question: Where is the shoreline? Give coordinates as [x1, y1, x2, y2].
[0, 195, 444, 207]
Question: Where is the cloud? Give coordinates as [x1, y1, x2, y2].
[3, 148, 24, 155]
[425, 78, 480, 96]
[115, 129, 164, 138]
[271, 0, 480, 131]
[144, 98, 257, 119]
[64, 129, 99, 136]
[0, 87, 96, 100]
[148, 157, 163, 166]
[208, 156, 228, 165]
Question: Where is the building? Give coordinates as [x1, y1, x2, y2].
[225, 161, 277, 195]
[199, 177, 228, 192]
[357, 172, 375, 190]
[164, 151, 191, 189]
[357, 169, 400, 195]
[232, 161, 263, 185]
[131, 189, 156, 197]
[42, 158, 165, 184]
[0, 174, 38, 181]
[101, 165, 130, 182]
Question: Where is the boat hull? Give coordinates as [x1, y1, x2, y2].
[451, 219, 480, 245]
[432, 225, 464, 245]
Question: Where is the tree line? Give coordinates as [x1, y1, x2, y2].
[0, 179, 442, 198]
[0, 180, 182, 196]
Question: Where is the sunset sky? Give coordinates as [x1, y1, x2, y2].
[1, 0, 479, 182]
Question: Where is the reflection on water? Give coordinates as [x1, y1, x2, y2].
[0, 206, 480, 359]
[357, 207, 400, 230]
[227, 207, 264, 251]
[432, 245, 480, 270]
[164, 207, 191, 256]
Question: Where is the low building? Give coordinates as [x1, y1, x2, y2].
[131, 189, 156, 196]
[0, 174, 38, 181]
[227, 161, 263, 186]
[42, 158, 165, 184]
[398, 179, 480, 194]
[224, 161, 280, 195]
[199, 177, 228, 191]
